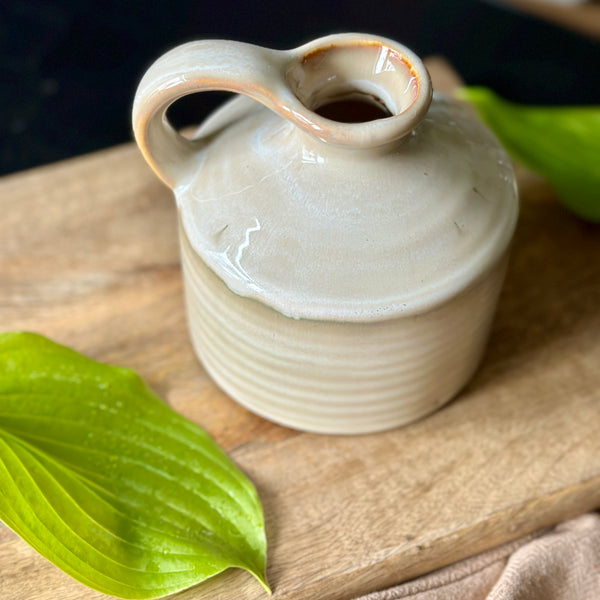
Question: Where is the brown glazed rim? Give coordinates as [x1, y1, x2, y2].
[280, 33, 432, 148]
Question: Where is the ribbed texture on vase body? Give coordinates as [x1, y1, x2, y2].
[180, 222, 508, 434]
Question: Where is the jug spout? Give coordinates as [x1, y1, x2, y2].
[133, 34, 432, 188]
[284, 34, 432, 147]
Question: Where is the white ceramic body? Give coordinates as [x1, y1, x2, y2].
[133, 34, 518, 434]
[181, 222, 509, 434]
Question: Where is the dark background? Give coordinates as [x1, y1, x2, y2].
[1, 0, 599, 175]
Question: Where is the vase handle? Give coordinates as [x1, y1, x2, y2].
[132, 40, 292, 189]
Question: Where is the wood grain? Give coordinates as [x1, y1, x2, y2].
[498, 0, 600, 41]
[1, 67, 600, 599]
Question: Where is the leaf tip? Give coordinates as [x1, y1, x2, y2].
[256, 572, 272, 596]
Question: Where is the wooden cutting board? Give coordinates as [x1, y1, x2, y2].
[1, 62, 600, 600]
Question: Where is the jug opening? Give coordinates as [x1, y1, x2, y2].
[287, 42, 420, 124]
[314, 93, 392, 123]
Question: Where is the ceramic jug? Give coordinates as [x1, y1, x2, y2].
[132, 33, 518, 434]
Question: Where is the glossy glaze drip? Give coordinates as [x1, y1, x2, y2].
[180, 94, 518, 321]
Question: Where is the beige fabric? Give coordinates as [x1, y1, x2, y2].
[357, 514, 600, 600]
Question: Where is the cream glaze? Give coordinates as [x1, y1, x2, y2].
[179, 92, 517, 321]
[133, 33, 519, 433]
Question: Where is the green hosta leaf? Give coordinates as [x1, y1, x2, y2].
[458, 86, 600, 222]
[0, 332, 269, 598]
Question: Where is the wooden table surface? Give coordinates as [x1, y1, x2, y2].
[1, 65, 600, 599]
[499, 0, 600, 41]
